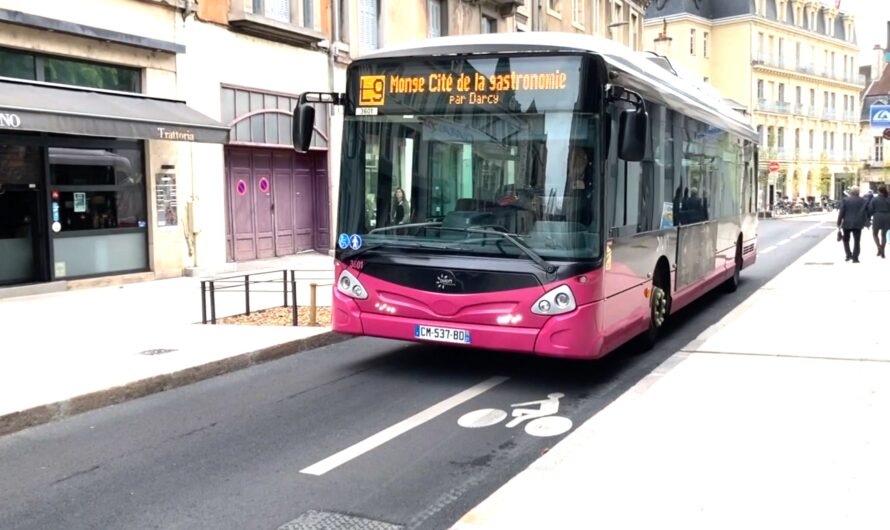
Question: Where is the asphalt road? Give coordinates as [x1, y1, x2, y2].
[0, 214, 835, 530]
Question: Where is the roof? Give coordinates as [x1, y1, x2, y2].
[861, 65, 890, 122]
[359, 32, 758, 142]
[645, 0, 856, 45]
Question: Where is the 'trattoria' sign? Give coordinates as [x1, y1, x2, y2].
[157, 127, 196, 142]
[0, 113, 22, 128]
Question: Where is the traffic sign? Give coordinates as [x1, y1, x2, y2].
[870, 105, 890, 128]
[768, 161, 779, 172]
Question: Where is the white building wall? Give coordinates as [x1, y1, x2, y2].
[175, 17, 335, 270]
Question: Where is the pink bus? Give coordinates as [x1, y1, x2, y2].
[293, 33, 758, 360]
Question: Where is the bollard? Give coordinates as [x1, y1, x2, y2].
[291, 271, 298, 326]
[282, 270, 288, 307]
[210, 280, 217, 325]
[244, 274, 250, 316]
[309, 282, 317, 326]
[201, 280, 207, 324]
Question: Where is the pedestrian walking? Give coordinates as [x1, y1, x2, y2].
[837, 186, 868, 263]
[868, 184, 890, 258]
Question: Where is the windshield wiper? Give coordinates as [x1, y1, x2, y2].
[368, 221, 443, 234]
[456, 227, 557, 274]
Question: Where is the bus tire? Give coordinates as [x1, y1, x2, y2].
[639, 263, 670, 351]
[724, 237, 743, 293]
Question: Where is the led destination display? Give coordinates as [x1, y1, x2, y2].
[351, 55, 585, 114]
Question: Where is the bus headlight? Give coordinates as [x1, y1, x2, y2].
[337, 270, 368, 300]
[531, 285, 576, 316]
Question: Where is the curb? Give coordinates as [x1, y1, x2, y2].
[0, 331, 352, 437]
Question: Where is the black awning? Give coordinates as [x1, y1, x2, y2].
[0, 78, 229, 143]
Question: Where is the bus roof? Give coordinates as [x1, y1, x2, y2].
[360, 32, 758, 143]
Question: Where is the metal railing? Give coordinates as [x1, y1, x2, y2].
[199, 269, 333, 326]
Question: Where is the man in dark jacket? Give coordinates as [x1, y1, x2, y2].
[837, 186, 868, 262]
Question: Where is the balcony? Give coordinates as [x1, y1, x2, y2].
[752, 53, 866, 86]
[777, 102, 792, 113]
[844, 111, 858, 122]
[822, 109, 837, 120]
[228, 2, 326, 48]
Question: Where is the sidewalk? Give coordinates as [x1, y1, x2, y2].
[454, 227, 890, 529]
[0, 252, 342, 436]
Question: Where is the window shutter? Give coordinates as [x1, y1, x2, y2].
[428, 0, 441, 37]
[360, 0, 378, 52]
[266, 0, 291, 23]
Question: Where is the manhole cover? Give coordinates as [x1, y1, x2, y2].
[138, 348, 177, 356]
[279, 511, 403, 530]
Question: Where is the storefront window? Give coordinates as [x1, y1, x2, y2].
[44, 57, 140, 93]
[0, 47, 140, 93]
[49, 147, 147, 231]
[0, 48, 36, 80]
[49, 145, 148, 278]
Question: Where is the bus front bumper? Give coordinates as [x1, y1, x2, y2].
[334, 293, 605, 359]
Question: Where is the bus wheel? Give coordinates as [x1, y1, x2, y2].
[639, 279, 669, 351]
[724, 238, 743, 293]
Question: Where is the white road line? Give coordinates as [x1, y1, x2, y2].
[777, 239, 790, 246]
[760, 245, 777, 254]
[300, 375, 509, 476]
[790, 233, 800, 239]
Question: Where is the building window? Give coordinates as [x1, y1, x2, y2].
[823, 131, 828, 151]
[572, 0, 583, 25]
[0, 47, 140, 93]
[301, 0, 314, 28]
[795, 128, 800, 149]
[629, 12, 638, 50]
[253, 0, 290, 23]
[359, 0, 379, 53]
[809, 129, 814, 149]
[690, 28, 696, 55]
[876, 137, 885, 162]
[428, 0, 445, 37]
[778, 83, 785, 103]
[795, 86, 801, 106]
[703, 31, 709, 58]
[549, 0, 561, 15]
[778, 127, 785, 148]
[481, 15, 496, 33]
[757, 125, 764, 144]
[757, 79, 764, 99]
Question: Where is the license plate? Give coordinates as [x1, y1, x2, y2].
[414, 325, 472, 344]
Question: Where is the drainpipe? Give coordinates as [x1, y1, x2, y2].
[327, 0, 341, 253]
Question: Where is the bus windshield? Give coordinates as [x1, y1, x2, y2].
[337, 54, 603, 262]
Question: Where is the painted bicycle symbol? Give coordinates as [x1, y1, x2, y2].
[457, 393, 573, 438]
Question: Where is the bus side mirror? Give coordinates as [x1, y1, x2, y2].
[618, 109, 647, 162]
[292, 103, 315, 153]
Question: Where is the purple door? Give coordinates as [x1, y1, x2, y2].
[227, 151, 257, 262]
[293, 155, 314, 251]
[313, 153, 331, 250]
[252, 153, 275, 259]
[272, 152, 294, 256]
[226, 147, 330, 261]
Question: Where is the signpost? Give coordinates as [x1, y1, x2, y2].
[869, 105, 890, 128]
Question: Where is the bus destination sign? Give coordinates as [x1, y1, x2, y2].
[351, 56, 583, 114]
[359, 70, 569, 108]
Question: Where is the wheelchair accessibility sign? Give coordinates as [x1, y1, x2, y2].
[870, 105, 890, 128]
